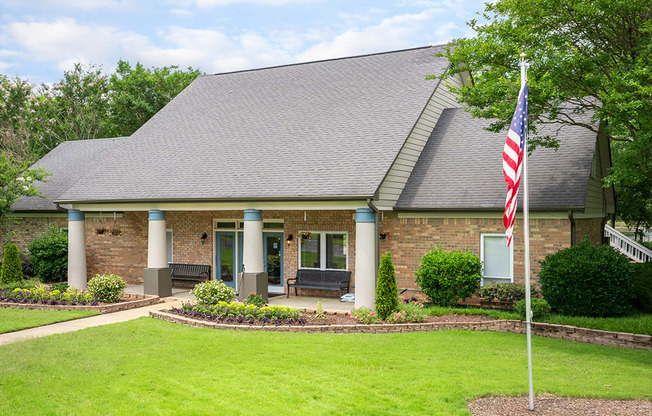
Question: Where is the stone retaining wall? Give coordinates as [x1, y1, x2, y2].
[150, 311, 652, 350]
[0, 293, 161, 313]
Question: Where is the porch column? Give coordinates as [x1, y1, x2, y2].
[147, 210, 167, 268]
[67, 209, 87, 290]
[144, 210, 171, 297]
[242, 209, 264, 273]
[355, 208, 377, 309]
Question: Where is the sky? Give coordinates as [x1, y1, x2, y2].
[0, 0, 486, 84]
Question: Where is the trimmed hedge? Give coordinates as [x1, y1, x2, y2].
[1, 244, 24, 284]
[375, 252, 399, 320]
[539, 240, 634, 317]
[478, 283, 540, 303]
[29, 225, 68, 283]
[415, 246, 482, 306]
[631, 262, 652, 313]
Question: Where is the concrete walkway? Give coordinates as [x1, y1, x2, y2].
[0, 298, 183, 346]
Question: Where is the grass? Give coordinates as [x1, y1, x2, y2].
[0, 308, 100, 334]
[0, 317, 650, 415]
[423, 305, 652, 335]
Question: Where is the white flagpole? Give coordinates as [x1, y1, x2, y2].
[520, 52, 534, 411]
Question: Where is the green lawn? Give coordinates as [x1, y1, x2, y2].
[0, 308, 100, 334]
[0, 318, 649, 415]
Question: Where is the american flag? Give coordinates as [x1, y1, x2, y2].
[503, 83, 528, 246]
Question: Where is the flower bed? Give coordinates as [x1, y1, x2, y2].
[173, 302, 307, 325]
[0, 288, 97, 306]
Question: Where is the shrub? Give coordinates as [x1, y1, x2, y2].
[539, 240, 634, 317]
[191, 280, 235, 304]
[86, 274, 128, 303]
[515, 298, 551, 320]
[1, 244, 24, 284]
[375, 252, 399, 320]
[19, 251, 33, 277]
[350, 307, 381, 324]
[390, 301, 428, 323]
[631, 262, 652, 313]
[50, 282, 69, 292]
[244, 292, 266, 307]
[0, 277, 38, 291]
[29, 225, 68, 282]
[415, 246, 482, 306]
[478, 283, 540, 303]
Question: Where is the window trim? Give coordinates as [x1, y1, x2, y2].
[480, 233, 513, 285]
[166, 229, 174, 264]
[298, 231, 349, 271]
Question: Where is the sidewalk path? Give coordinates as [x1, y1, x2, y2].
[0, 298, 183, 346]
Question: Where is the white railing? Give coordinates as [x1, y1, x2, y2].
[604, 224, 652, 263]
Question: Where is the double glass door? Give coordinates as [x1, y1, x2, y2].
[215, 231, 284, 292]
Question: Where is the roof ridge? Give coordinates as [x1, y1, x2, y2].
[201, 45, 444, 78]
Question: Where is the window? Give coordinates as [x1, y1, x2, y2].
[299, 232, 348, 270]
[166, 230, 173, 264]
[480, 234, 513, 285]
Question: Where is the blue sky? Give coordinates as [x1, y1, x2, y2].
[0, 0, 486, 84]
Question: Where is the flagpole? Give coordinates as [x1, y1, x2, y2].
[520, 52, 534, 411]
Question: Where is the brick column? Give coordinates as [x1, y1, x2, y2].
[355, 208, 376, 309]
[67, 209, 87, 290]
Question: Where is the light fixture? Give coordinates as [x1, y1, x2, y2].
[286, 234, 294, 245]
[201, 232, 208, 244]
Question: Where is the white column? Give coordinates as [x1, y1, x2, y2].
[355, 208, 377, 309]
[243, 209, 264, 273]
[147, 210, 167, 268]
[67, 210, 87, 290]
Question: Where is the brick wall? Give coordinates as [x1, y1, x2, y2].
[575, 218, 605, 245]
[1, 215, 67, 252]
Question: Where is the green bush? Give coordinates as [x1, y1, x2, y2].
[19, 251, 33, 277]
[29, 225, 68, 283]
[390, 302, 428, 323]
[0, 277, 38, 291]
[86, 274, 128, 303]
[478, 283, 540, 303]
[641, 241, 652, 250]
[191, 280, 235, 304]
[415, 246, 482, 306]
[350, 307, 381, 324]
[631, 262, 652, 313]
[515, 298, 551, 320]
[539, 240, 634, 317]
[50, 282, 70, 292]
[244, 292, 266, 307]
[375, 252, 399, 320]
[1, 244, 24, 284]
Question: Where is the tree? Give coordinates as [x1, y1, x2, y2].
[439, 0, 651, 233]
[106, 60, 201, 137]
[0, 243, 23, 284]
[375, 252, 399, 320]
[0, 152, 48, 220]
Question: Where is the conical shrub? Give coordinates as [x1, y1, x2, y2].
[375, 252, 399, 320]
[1, 243, 24, 284]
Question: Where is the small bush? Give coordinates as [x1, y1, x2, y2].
[631, 262, 652, 313]
[350, 307, 381, 324]
[29, 226, 68, 283]
[86, 274, 128, 303]
[390, 301, 428, 323]
[478, 283, 540, 303]
[515, 298, 551, 320]
[19, 251, 33, 277]
[244, 292, 266, 307]
[50, 282, 69, 292]
[0, 277, 38, 291]
[1, 244, 24, 284]
[191, 280, 235, 304]
[539, 240, 634, 317]
[415, 246, 482, 306]
[375, 252, 399, 320]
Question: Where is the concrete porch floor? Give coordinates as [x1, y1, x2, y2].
[125, 284, 354, 313]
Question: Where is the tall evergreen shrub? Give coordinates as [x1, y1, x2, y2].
[375, 252, 399, 320]
[0, 243, 24, 284]
[29, 225, 68, 283]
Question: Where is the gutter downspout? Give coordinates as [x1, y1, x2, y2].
[568, 210, 576, 246]
[367, 199, 379, 283]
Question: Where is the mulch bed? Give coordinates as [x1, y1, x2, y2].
[468, 395, 652, 416]
[299, 313, 496, 326]
[0, 293, 161, 313]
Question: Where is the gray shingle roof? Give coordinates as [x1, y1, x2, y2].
[396, 108, 597, 210]
[11, 137, 128, 211]
[57, 46, 449, 203]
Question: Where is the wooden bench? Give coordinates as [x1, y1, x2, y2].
[286, 269, 351, 298]
[169, 263, 211, 286]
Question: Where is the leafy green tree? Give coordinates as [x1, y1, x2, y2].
[439, 0, 651, 231]
[29, 225, 68, 283]
[0, 152, 48, 219]
[1, 243, 23, 284]
[106, 60, 201, 137]
[375, 252, 399, 320]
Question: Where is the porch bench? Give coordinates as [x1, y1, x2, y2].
[286, 269, 351, 298]
[169, 263, 211, 286]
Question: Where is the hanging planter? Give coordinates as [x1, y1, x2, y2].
[109, 229, 123, 236]
[94, 227, 108, 235]
[298, 231, 312, 240]
[379, 231, 390, 240]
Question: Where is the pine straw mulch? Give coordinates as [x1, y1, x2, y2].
[467, 395, 652, 416]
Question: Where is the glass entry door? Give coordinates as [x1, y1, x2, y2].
[264, 233, 284, 293]
[215, 231, 236, 288]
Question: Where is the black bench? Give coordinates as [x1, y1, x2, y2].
[286, 269, 351, 298]
[169, 263, 211, 285]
